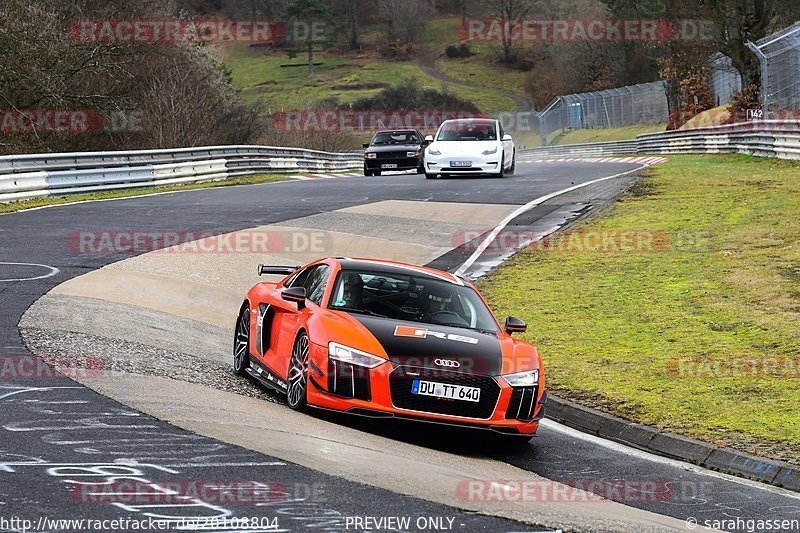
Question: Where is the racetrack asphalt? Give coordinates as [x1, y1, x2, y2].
[3, 161, 797, 532]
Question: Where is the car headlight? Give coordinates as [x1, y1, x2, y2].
[428, 147, 441, 156]
[366, 153, 377, 159]
[406, 151, 419, 157]
[482, 146, 498, 155]
[502, 369, 539, 387]
[329, 342, 386, 368]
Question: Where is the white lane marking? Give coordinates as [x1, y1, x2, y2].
[0, 386, 83, 401]
[0, 262, 60, 282]
[153, 462, 286, 467]
[454, 166, 645, 277]
[541, 419, 800, 500]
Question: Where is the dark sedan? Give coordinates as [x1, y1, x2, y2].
[363, 130, 425, 176]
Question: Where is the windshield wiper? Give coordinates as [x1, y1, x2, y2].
[439, 322, 496, 335]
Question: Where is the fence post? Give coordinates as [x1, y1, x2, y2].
[746, 41, 770, 113]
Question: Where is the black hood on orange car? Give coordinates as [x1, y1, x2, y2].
[350, 314, 503, 375]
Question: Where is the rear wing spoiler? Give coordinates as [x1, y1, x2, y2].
[258, 264, 301, 276]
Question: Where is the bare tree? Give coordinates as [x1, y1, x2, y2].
[376, 0, 432, 45]
[332, 0, 362, 50]
[0, 0, 260, 153]
[480, 0, 539, 64]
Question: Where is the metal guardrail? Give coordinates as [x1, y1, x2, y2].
[636, 120, 800, 159]
[518, 140, 638, 159]
[518, 121, 800, 160]
[0, 145, 363, 202]
[4, 121, 798, 202]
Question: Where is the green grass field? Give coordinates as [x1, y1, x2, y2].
[436, 48, 529, 98]
[223, 45, 516, 114]
[418, 16, 462, 53]
[478, 155, 800, 462]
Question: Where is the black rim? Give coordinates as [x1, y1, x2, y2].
[287, 334, 309, 407]
[234, 307, 249, 373]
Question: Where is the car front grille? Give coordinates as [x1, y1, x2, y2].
[505, 385, 538, 420]
[377, 151, 413, 159]
[389, 366, 500, 419]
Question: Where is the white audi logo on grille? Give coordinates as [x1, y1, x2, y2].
[434, 359, 460, 368]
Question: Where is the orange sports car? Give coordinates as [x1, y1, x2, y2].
[233, 257, 546, 443]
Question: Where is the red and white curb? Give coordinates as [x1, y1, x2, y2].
[523, 156, 668, 165]
[293, 172, 362, 180]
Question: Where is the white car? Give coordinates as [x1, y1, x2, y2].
[423, 118, 515, 179]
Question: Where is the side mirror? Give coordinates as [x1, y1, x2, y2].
[259, 264, 300, 276]
[505, 316, 527, 335]
[425, 135, 434, 142]
[362, 143, 370, 149]
[281, 286, 307, 310]
[502, 134, 513, 141]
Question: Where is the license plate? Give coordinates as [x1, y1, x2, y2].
[411, 379, 480, 402]
[450, 161, 472, 167]
[381, 163, 398, 169]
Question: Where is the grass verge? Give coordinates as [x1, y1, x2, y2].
[0, 173, 288, 214]
[552, 124, 667, 145]
[478, 155, 800, 462]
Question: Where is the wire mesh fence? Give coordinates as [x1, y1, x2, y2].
[748, 22, 800, 113]
[709, 53, 742, 107]
[531, 81, 668, 146]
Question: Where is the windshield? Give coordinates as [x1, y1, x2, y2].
[437, 121, 497, 141]
[371, 132, 420, 145]
[328, 269, 499, 332]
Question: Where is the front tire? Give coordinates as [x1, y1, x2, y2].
[286, 331, 310, 411]
[425, 172, 437, 179]
[496, 152, 505, 178]
[233, 304, 250, 377]
[508, 151, 515, 175]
